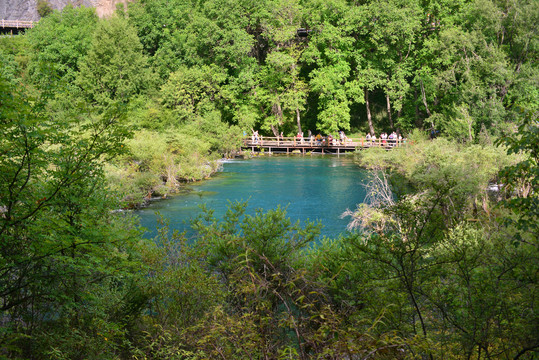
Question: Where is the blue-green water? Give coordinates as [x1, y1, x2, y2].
[136, 156, 368, 239]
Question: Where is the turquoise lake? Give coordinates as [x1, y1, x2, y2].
[135, 156, 369, 239]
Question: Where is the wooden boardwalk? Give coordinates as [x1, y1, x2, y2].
[0, 20, 36, 29]
[243, 136, 406, 154]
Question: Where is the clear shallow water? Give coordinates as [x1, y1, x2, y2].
[135, 156, 368, 239]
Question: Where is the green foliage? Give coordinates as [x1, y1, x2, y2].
[0, 68, 144, 358]
[22, 0, 538, 141]
[256, 45, 309, 135]
[36, 0, 53, 18]
[358, 138, 511, 191]
[106, 127, 226, 207]
[76, 16, 152, 110]
[26, 5, 98, 91]
[0, 50, 21, 84]
[496, 110, 539, 240]
[2, 0, 538, 357]
[160, 64, 227, 120]
[335, 132, 538, 358]
[426, 223, 539, 358]
[185, 202, 410, 358]
[125, 216, 224, 360]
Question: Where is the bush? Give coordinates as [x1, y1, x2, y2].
[37, 0, 53, 18]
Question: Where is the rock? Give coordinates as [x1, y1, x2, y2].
[1, 0, 131, 21]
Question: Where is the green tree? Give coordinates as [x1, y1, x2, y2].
[76, 16, 152, 110]
[256, 46, 309, 136]
[160, 64, 227, 121]
[26, 5, 98, 92]
[303, 6, 354, 134]
[0, 68, 142, 358]
[497, 111, 539, 241]
[36, 0, 53, 18]
[335, 138, 537, 358]
[187, 202, 409, 358]
[251, 0, 309, 136]
[345, 0, 422, 133]
[190, 203, 324, 358]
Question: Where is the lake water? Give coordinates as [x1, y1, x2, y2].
[135, 156, 369, 239]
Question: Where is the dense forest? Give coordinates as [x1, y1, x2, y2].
[0, 0, 537, 358]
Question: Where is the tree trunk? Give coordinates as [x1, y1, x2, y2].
[296, 108, 302, 134]
[386, 93, 393, 129]
[274, 101, 284, 125]
[270, 124, 279, 138]
[419, 78, 432, 117]
[365, 88, 375, 135]
[414, 88, 422, 128]
[271, 100, 283, 137]
[468, 118, 473, 143]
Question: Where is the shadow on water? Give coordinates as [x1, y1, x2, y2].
[135, 156, 369, 240]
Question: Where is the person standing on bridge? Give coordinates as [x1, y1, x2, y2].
[252, 130, 259, 144]
[297, 132, 304, 144]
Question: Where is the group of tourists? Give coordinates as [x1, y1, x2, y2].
[250, 129, 404, 147]
[366, 131, 402, 146]
[290, 130, 349, 146]
[310, 131, 349, 146]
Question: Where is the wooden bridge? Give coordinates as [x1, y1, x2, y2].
[243, 136, 407, 154]
[0, 20, 37, 35]
[1, 20, 36, 28]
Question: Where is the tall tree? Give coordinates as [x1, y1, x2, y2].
[26, 5, 98, 92]
[302, 0, 355, 134]
[0, 69, 142, 358]
[76, 16, 152, 110]
[160, 64, 227, 121]
[252, 0, 308, 136]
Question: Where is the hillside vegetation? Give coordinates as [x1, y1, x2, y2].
[2, 0, 537, 201]
[0, 0, 537, 358]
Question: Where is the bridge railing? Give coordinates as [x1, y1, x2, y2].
[243, 136, 407, 149]
[0, 20, 36, 29]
